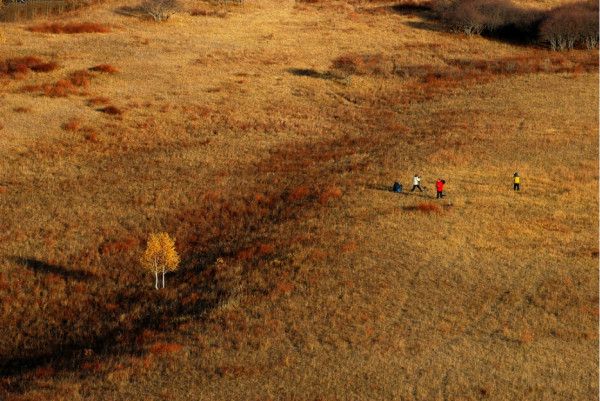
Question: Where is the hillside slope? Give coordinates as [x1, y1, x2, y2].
[0, 0, 597, 400]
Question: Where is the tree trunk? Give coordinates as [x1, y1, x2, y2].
[162, 266, 165, 288]
[155, 271, 158, 289]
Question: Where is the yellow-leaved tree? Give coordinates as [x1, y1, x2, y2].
[140, 232, 180, 289]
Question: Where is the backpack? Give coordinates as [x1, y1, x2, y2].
[392, 182, 402, 193]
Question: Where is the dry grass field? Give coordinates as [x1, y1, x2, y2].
[0, 0, 597, 399]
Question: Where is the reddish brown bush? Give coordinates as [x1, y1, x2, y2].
[33, 79, 78, 97]
[100, 237, 139, 255]
[149, 342, 183, 355]
[69, 70, 93, 88]
[30, 62, 59, 73]
[341, 241, 358, 253]
[273, 281, 294, 297]
[89, 64, 119, 74]
[62, 118, 81, 132]
[236, 247, 255, 261]
[28, 22, 111, 34]
[288, 186, 311, 202]
[84, 131, 100, 143]
[0, 56, 58, 79]
[319, 186, 343, 204]
[98, 106, 124, 116]
[403, 202, 442, 213]
[331, 53, 390, 75]
[417, 202, 441, 213]
[258, 243, 275, 256]
[22, 69, 95, 97]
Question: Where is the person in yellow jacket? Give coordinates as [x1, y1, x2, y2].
[513, 172, 521, 191]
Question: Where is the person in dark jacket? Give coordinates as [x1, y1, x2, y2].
[436, 178, 445, 199]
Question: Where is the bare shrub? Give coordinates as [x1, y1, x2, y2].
[139, 0, 181, 21]
[435, 0, 598, 49]
[540, 1, 599, 50]
[440, 0, 487, 35]
[437, 0, 539, 36]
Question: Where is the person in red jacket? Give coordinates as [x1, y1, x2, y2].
[436, 178, 445, 199]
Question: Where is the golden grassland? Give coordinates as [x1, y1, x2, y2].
[0, 0, 597, 399]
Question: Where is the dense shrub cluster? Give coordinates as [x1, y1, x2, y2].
[434, 0, 542, 37]
[0, 0, 92, 22]
[540, 1, 599, 50]
[434, 0, 599, 50]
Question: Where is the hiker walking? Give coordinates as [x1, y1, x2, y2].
[411, 174, 423, 192]
[513, 172, 521, 191]
[435, 178, 445, 199]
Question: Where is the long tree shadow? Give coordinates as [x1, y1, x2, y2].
[0, 134, 374, 392]
[0, 287, 214, 394]
[1, 239, 249, 387]
[0, 205, 276, 382]
[11, 257, 96, 281]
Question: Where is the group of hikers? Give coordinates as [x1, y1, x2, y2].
[392, 172, 521, 198]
